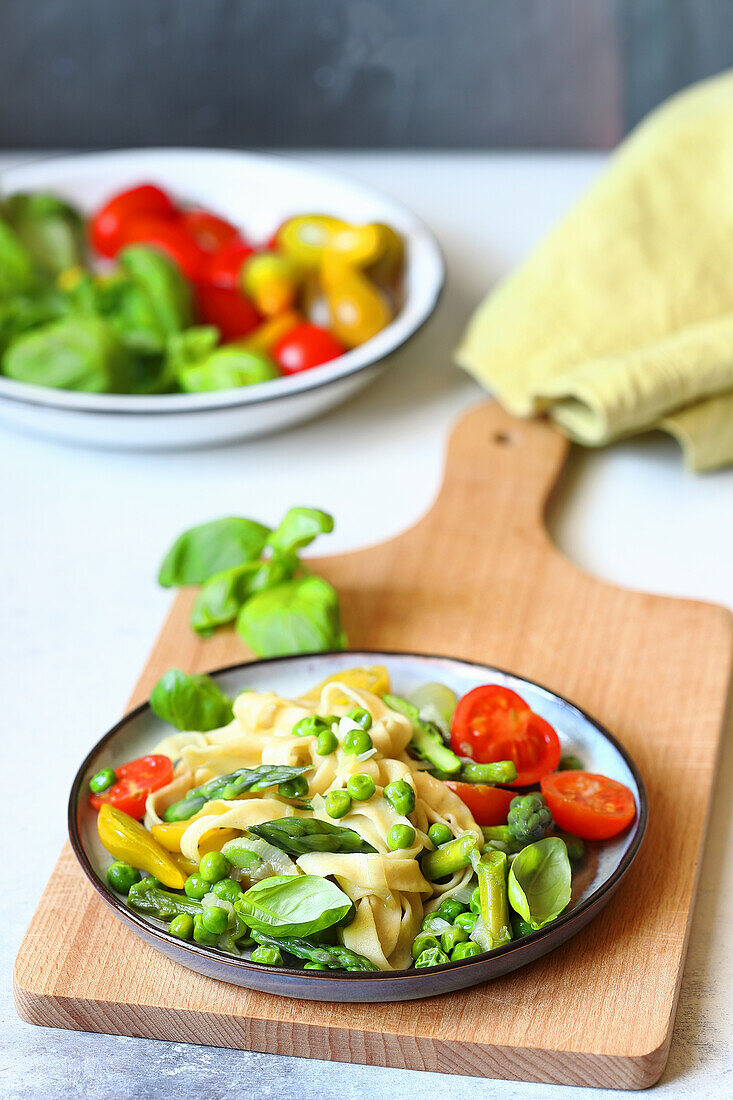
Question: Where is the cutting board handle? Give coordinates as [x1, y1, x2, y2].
[427, 401, 570, 538]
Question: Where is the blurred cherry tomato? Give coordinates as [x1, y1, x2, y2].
[89, 184, 177, 258]
[193, 283, 261, 341]
[202, 240, 256, 288]
[180, 209, 241, 253]
[118, 217, 207, 280]
[272, 323, 345, 374]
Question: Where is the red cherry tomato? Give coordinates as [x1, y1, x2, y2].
[273, 323, 345, 374]
[89, 184, 177, 258]
[443, 782, 515, 826]
[118, 216, 207, 280]
[90, 754, 173, 820]
[450, 685, 561, 787]
[541, 772, 636, 840]
[180, 209, 241, 253]
[202, 240, 256, 288]
[193, 283, 261, 341]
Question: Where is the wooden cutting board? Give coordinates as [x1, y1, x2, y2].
[14, 402, 733, 1089]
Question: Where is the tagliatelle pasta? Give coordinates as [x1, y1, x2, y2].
[144, 681, 482, 970]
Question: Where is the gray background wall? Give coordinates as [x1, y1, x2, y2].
[1, 0, 732, 149]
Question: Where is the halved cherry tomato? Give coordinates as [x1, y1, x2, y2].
[541, 772, 636, 840]
[89, 754, 173, 820]
[117, 217, 207, 280]
[272, 323, 345, 374]
[179, 209, 241, 253]
[450, 685, 561, 787]
[202, 240, 255, 288]
[193, 283, 261, 341]
[443, 782, 515, 827]
[89, 184, 177, 258]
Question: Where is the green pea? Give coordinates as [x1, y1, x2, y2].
[292, 716, 328, 738]
[384, 780, 416, 816]
[469, 886, 482, 914]
[346, 773, 376, 801]
[199, 851, 231, 884]
[347, 707, 373, 730]
[414, 946, 450, 969]
[169, 914, 194, 940]
[89, 767, 116, 794]
[559, 755, 584, 771]
[304, 961, 329, 970]
[436, 898, 466, 922]
[512, 916, 534, 938]
[451, 941, 481, 961]
[192, 914, 219, 946]
[106, 861, 141, 893]
[440, 925, 469, 954]
[202, 905, 229, 935]
[278, 775, 309, 799]
[411, 932, 440, 960]
[213, 878, 243, 903]
[325, 789, 352, 819]
[342, 728, 373, 755]
[184, 873, 210, 900]
[387, 824, 416, 851]
[455, 911, 478, 933]
[427, 822, 453, 847]
[421, 913, 448, 933]
[251, 945, 283, 966]
[316, 728, 339, 756]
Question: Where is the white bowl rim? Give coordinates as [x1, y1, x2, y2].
[0, 148, 445, 415]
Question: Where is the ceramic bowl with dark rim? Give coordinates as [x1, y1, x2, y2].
[68, 651, 647, 1002]
[0, 150, 444, 450]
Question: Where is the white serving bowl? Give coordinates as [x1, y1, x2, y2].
[0, 149, 444, 449]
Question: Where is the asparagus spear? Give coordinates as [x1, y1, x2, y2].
[383, 694, 463, 776]
[471, 849, 512, 952]
[420, 834, 478, 882]
[249, 929, 379, 971]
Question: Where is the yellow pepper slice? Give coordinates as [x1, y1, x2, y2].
[301, 665, 391, 706]
[241, 254, 302, 316]
[276, 214, 347, 268]
[96, 803, 187, 889]
[241, 310, 302, 353]
[326, 223, 384, 268]
[151, 820, 239, 855]
[320, 256, 393, 347]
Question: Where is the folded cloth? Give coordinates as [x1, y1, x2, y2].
[455, 71, 733, 470]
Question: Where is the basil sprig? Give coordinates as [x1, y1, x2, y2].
[158, 507, 346, 658]
[162, 764, 312, 822]
[248, 817, 377, 855]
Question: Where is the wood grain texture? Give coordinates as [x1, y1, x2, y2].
[14, 402, 733, 1089]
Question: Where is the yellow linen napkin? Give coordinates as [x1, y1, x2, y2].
[456, 71, 733, 470]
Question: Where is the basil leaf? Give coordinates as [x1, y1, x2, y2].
[2, 316, 135, 393]
[150, 668, 233, 732]
[191, 557, 295, 636]
[507, 837, 572, 930]
[118, 245, 192, 339]
[237, 575, 346, 658]
[177, 346, 279, 393]
[0, 287, 68, 355]
[162, 763, 311, 822]
[0, 215, 36, 294]
[166, 325, 220, 372]
[248, 818, 377, 855]
[3, 192, 85, 277]
[158, 517, 271, 587]
[267, 507, 334, 556]
[235, 874, 352, 937]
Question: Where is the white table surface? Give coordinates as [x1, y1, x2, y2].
[2, 151, 731, 1098]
